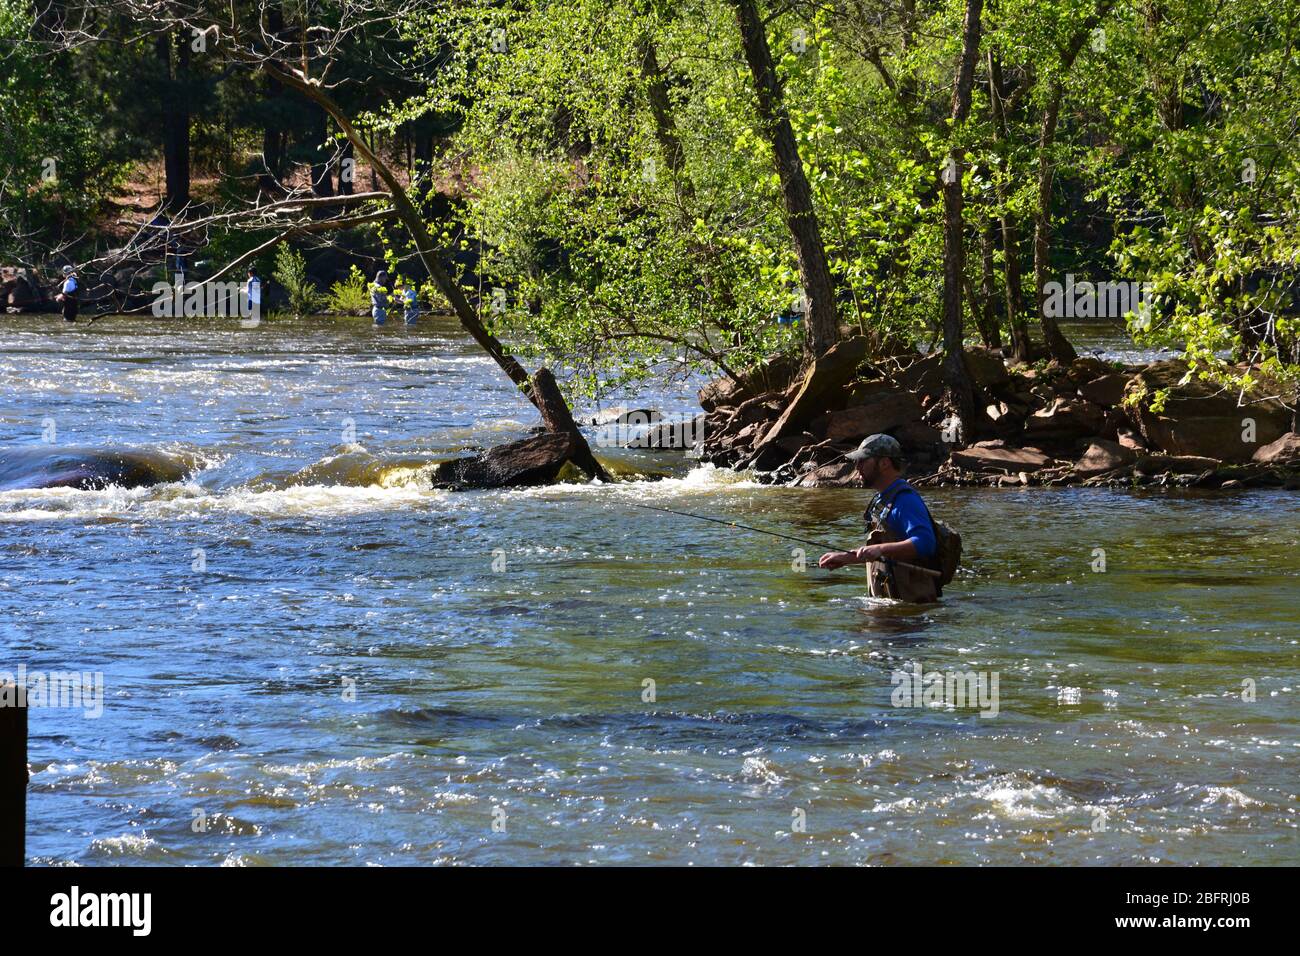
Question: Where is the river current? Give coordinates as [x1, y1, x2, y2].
[2, 314, 1296, 865]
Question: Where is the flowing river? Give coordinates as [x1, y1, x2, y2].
[1, 314, 1296, 865]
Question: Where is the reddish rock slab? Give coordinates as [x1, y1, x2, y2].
[1078, 372, 1129, 407]
[1072, 439, 1137, 479]
[1251, 432, 1300, 465]
[950, 440, 1055, 474]
[812, 390, 924, 442]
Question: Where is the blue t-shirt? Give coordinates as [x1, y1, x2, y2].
[875, 479, 937, 560]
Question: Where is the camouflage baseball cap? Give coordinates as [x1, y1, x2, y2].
[845, 433, 903, 462]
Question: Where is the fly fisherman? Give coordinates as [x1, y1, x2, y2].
[56, 265, 79, 322]
[243, 266, 262, 319]
[371, 270, 390, 326]
[399, 278, 419, 326]
[818, 434, 943, 602]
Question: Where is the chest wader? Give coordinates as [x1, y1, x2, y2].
[864, 498, 939, 604]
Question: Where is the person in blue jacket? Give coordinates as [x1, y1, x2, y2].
[371, 271, 390, 326]
[818, 434, 940, 602]
[398, 278, 419, 326]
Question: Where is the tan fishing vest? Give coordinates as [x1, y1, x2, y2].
[864, 496, 938, 604]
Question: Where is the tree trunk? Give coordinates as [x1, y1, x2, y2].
[259, 4, 286, 190]
[1032, 90, 1078, 364]
[309, 106, 336, 198]
[262, 62, 609, 482]
[1030, 0, 1116, 365]
[730, 0, 839, 358]
[338, 139, 355, 196]
[976, 217, 1002, 348]
[986, 49, 1031, 360]
[940, 0, 984, 435]
[157, 30, 191, 211]
[411, 121, 433, 200]
[638, 35, 695, 207]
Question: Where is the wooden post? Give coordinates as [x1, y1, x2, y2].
[0, 681, 26, 867]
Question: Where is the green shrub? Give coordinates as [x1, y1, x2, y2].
[325, 266, 371, 315]
[273, 244, 323, 317]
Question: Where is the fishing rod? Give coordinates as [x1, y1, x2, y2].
[628, 502, 941, 577]
[631, 502, 842, 552]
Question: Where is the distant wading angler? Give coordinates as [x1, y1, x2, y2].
[244, 266, 261, 317]
[399, 278, 419, 326]
[819, 435, 959, 602]
[371, 271, 389, 326]
[56, 265, 78, 322]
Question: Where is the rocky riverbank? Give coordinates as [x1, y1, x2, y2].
[683, 340, 1300, 491]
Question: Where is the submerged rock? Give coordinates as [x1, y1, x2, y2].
[0, 446, 191, 491]
[592, 407, 661, 427]
[625, 414, 706, 451]
[792, 459, 859, 487]
[430, 432, 580, 490]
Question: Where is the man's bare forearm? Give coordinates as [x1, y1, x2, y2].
[863, 539, 919, 562]
[819, 538, 921, 570]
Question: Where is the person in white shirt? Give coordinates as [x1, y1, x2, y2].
[243, 266, 262, 319]
[56, 265, 79, 322]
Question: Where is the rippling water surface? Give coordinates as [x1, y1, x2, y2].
[2, 315, 1296, 865]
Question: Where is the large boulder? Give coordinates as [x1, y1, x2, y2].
[632, 414, 707, 451]
[431, 432, 580, 489]
[1071, 439, 1137, 479]
[892, 349, 1007, 407]
[1023, 397, 1107, 441]
[1067, 356, 1112, 385]
[698, 353, 800, 412]
[747, 336, 873, 456]
[729, 392, 785, 427]
[949, 440, 1056, 474]
[964, 347, 1011, 391]
[810, 389, 924, 442]
[1125, 361, 1291, 462]
[1078, 372, 1130, 408]
[1252, 432, 1300, 466]
[1116, 426, 1148, 452]
[791, 459, 860, 488]
[6, 271, 45, 311]
[894, 352, 944, 401]
[894, 420, 944, 451]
